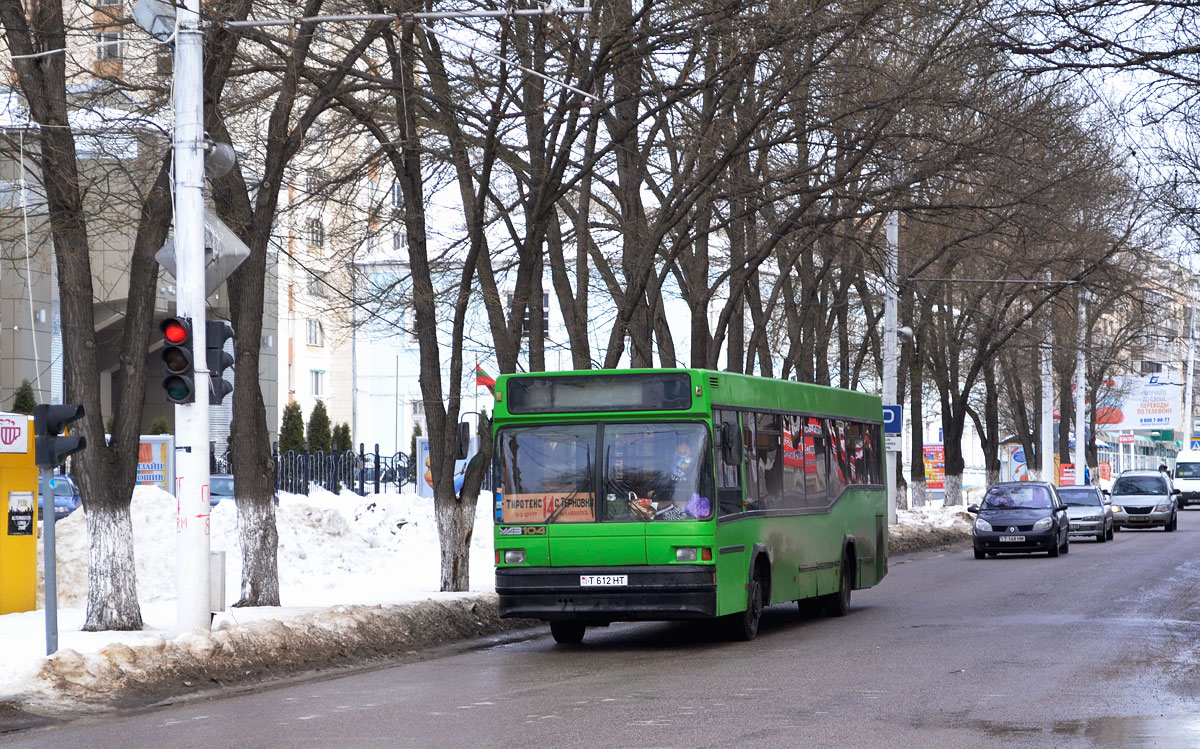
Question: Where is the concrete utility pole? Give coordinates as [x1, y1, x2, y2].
[1041, 271, 1055, 483]
[1186, 307, 1195, 450]
[883, 208, 899, 524]
[174, 0, 212, 632]
[1074, 286, 1086, 485]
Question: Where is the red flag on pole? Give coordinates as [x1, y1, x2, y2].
[475, 365, 496, 395]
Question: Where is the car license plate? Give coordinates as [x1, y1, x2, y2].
[999, 535, 1025, 542]
[580, 574, 627, 587]
[1130, 516, 1148, 522]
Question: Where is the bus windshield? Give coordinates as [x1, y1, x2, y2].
[496, 422, 712, 523]
[497, 425, 596, 523]
[602, 423, 712, 522]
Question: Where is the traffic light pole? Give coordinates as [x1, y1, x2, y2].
[40, 468, 58, 655]
[174, 0, 212, 631]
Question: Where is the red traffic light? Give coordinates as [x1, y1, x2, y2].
[160, 316, 195, 404]
[161, 317, 191, 344]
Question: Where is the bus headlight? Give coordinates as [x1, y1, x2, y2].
[675, 547, 699, 562]
[504, 549, 526, 564]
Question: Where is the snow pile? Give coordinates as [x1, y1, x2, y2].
[890, 504, 973, 553]
[30, 597, 526, 709]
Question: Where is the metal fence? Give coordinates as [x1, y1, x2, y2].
[215, 443, 412, 496]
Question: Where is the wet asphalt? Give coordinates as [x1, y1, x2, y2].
[6, 510, 1200, 748]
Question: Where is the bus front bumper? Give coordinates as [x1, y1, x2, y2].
[496, 565, 717, 624]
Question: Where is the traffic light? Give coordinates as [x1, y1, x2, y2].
[33, 404, 86, 468]
[206, 320, 234, 405]
[161, 316, 195, 403]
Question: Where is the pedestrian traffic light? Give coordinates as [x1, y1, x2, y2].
[33, 404, 86, 468]
[161, 316, 195, 404]
[206, 320, 234, 405]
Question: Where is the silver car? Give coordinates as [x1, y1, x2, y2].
[1110, 470, 1179, 532]
[1058, 485, 1114, 542]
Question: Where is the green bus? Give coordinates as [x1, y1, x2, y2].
[491, 368, 887, 643]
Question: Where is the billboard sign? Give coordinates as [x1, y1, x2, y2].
[1096, 375, 1182, 430]
[923, 444, 945, 491]
[137, 435, 175, 492]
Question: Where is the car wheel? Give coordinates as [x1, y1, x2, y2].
[974, 548, 986, 560]
[550, 621, 586, 645]
[1048, 536, 1060, 557]
[1166, 514, 1177, 532]
[1096, 527, 1106, 542]
[1106, 524, 1114, 540]
[1060, 533, 1070, 555]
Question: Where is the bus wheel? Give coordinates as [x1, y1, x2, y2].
[730, 571, 764, 641]
[824, 553, 852, 617]
[550, 621, 586, 645]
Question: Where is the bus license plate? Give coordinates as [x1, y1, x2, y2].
[580, 574, 627, 587]
[999, 535, 1025, 542]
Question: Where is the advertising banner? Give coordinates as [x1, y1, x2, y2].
[417, 435, 477, 499]
[923, 445, 945, 491]
[1097, 375, 1182, 430]
[1059, 463, 1075, 485]
[137, 435, 174, 491]
[1008, 445, 1029, 482]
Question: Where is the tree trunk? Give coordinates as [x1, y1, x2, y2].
[83, 500, 142, 630]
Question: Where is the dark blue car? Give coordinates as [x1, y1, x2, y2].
[968, 481, 1071, 558]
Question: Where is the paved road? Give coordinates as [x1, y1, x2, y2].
[9, 512, 1200, 748]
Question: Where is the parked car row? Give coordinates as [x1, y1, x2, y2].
[969, 469, 1182, 559]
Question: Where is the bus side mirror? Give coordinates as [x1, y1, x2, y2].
[456, 421, 471, 460]
[721, 422, 742, 465]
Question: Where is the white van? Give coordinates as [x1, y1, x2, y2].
[1173, 450, 1200, 509]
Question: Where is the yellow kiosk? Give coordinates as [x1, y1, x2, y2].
[0, 412, 38, 614]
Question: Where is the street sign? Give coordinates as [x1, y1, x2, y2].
[885, 434, 901, 452]
[882, 405, 902, 435]
[1191, 439, 1200, 450]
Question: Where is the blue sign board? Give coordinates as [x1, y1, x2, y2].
[882, 405, 902, 435]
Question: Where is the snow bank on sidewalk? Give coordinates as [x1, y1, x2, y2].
[890, 504, 973, 553]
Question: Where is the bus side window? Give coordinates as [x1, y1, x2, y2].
[756, 412, 782, 509]
[806, 417, 830, 508]
[743, 416, 759, 510]
[715, 409, 744, 516]
[825, 418, 847, 499]
[781, 415, 806, 509]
